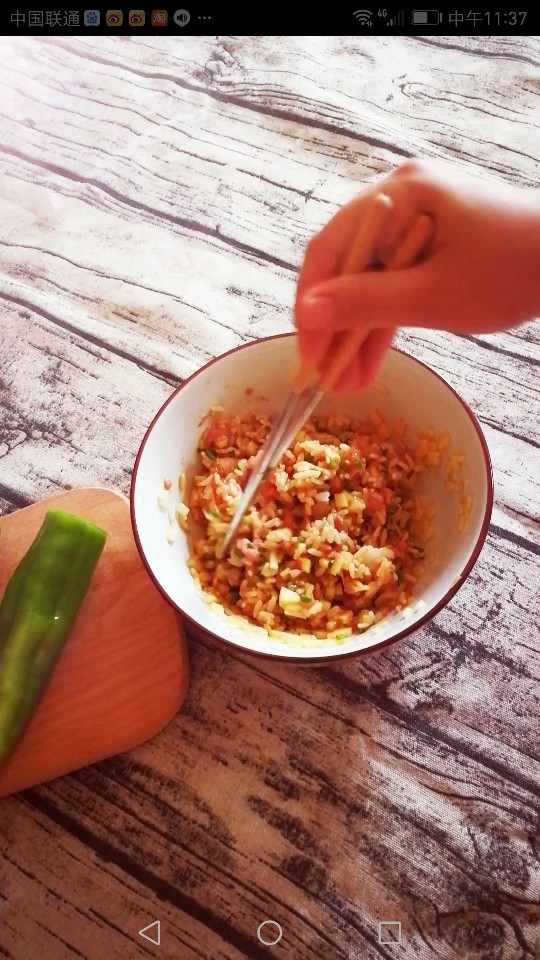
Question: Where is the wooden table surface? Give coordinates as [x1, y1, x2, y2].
[0, 36, 539, 960]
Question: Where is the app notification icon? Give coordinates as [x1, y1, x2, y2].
[106, 10, 123, 25]
[151, 9, 168, 25]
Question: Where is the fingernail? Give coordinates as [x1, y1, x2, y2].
[301, 295, 335, 331]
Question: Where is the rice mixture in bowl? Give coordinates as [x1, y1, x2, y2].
[187, 407, 443, 642]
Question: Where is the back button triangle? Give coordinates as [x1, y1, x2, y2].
[139, 920, 161, 945]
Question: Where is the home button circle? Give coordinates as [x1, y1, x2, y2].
[257, 920, 283, 946]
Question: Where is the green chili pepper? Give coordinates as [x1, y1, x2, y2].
[205, 449, 216, 461]
[0, 509, 107, 763]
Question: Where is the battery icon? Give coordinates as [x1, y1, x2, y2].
[411, 9, 441, 23]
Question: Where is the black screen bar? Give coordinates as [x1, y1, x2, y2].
[2, 5, 540, 35]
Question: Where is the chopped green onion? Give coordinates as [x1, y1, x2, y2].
[205, 449, 216, 461]
[297, 535, 305, 543]
[387, 503, 399, 515]
[210, 509, 221, 518]
[354, 458, 365, 469]
[300, 595, 311, 603]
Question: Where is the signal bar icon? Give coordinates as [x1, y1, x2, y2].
[387, 9, 404, 25]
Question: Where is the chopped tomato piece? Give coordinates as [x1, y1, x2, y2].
[365, 491, 384, 513]
[391, 536, 409, 558]
[281, 508, 295, 528]
[329, 476, 343, 495]
[201, 420, 233, 447]
[258, 479, 276, 506]
[215, 457, 238, 479]
[312, 501, 331, 520]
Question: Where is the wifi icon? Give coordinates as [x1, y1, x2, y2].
[353, 8, 373, 24]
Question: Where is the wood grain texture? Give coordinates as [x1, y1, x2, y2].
[0, 488, 189, 798]
[0, 35, 539, 960]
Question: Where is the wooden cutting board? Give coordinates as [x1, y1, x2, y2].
[0, 488, 189, 798]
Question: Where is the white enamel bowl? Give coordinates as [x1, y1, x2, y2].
[131, 334, 493, 663]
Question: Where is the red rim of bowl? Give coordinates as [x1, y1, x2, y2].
[130, 333, 494, 664]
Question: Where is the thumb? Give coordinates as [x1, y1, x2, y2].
[296, 267, 432, 333]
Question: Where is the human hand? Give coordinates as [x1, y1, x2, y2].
[295, 159, 540, 391]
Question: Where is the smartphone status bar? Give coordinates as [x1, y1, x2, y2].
[4, 6, 538, 35]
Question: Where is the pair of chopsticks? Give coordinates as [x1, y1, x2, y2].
[222, 194, 434, 552]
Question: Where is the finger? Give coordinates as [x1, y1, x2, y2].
[295, 159, 438, 304]
[333, 354, 362, 393]
[296, 263, 436, 334]
[295, 191, 392, 389]
[370, 162, 441, 263]
[357, 328, 396, 389]
[331, 328, 395, 392]
[295, 189, 377, 307]
[296, 327, 331, 373]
